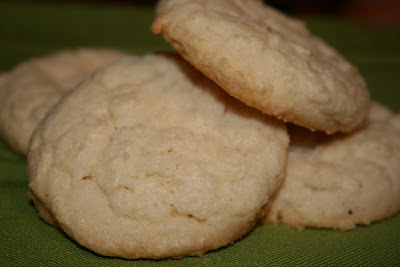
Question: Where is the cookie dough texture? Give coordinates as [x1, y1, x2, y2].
[152, 0, 370, 133]
[28, 54, 289, 259]
[0, 48, 124, 155]
[262, 103, 400, 230]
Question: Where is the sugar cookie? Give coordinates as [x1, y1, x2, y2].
[152, 0, 370, 133]
[262, 103, 400, 230]
[0, 48, 124, 155]
[28, 54, 289, 258]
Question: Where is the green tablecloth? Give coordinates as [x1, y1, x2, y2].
[0, 2, 399, 266]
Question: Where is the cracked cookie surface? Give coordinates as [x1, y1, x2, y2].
[27, 53, 289, 259]
[261, 103, 400, 230]
[0, 48, 124, 155]
[152, 0, 370, 133]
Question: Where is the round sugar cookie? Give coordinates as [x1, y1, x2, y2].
[0, 48, 124, 155]
[27, 53, 289, 259]
[261, 103, 400, 230]
[152, 0, 370, 133]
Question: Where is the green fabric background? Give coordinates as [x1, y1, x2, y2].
[0, 2, 399, 266]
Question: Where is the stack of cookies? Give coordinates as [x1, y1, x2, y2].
[1, 0, 399, 260]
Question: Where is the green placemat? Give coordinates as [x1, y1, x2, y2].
[0, 2, 399, 266]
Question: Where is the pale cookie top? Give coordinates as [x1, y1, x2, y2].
[27, 54, 289, 259]
[152, 0, 370, 133]
[0, 48, 124, 155]
[261, 103, 400, 230]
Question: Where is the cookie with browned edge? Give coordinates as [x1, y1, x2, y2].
[152, 0, 370, 133]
